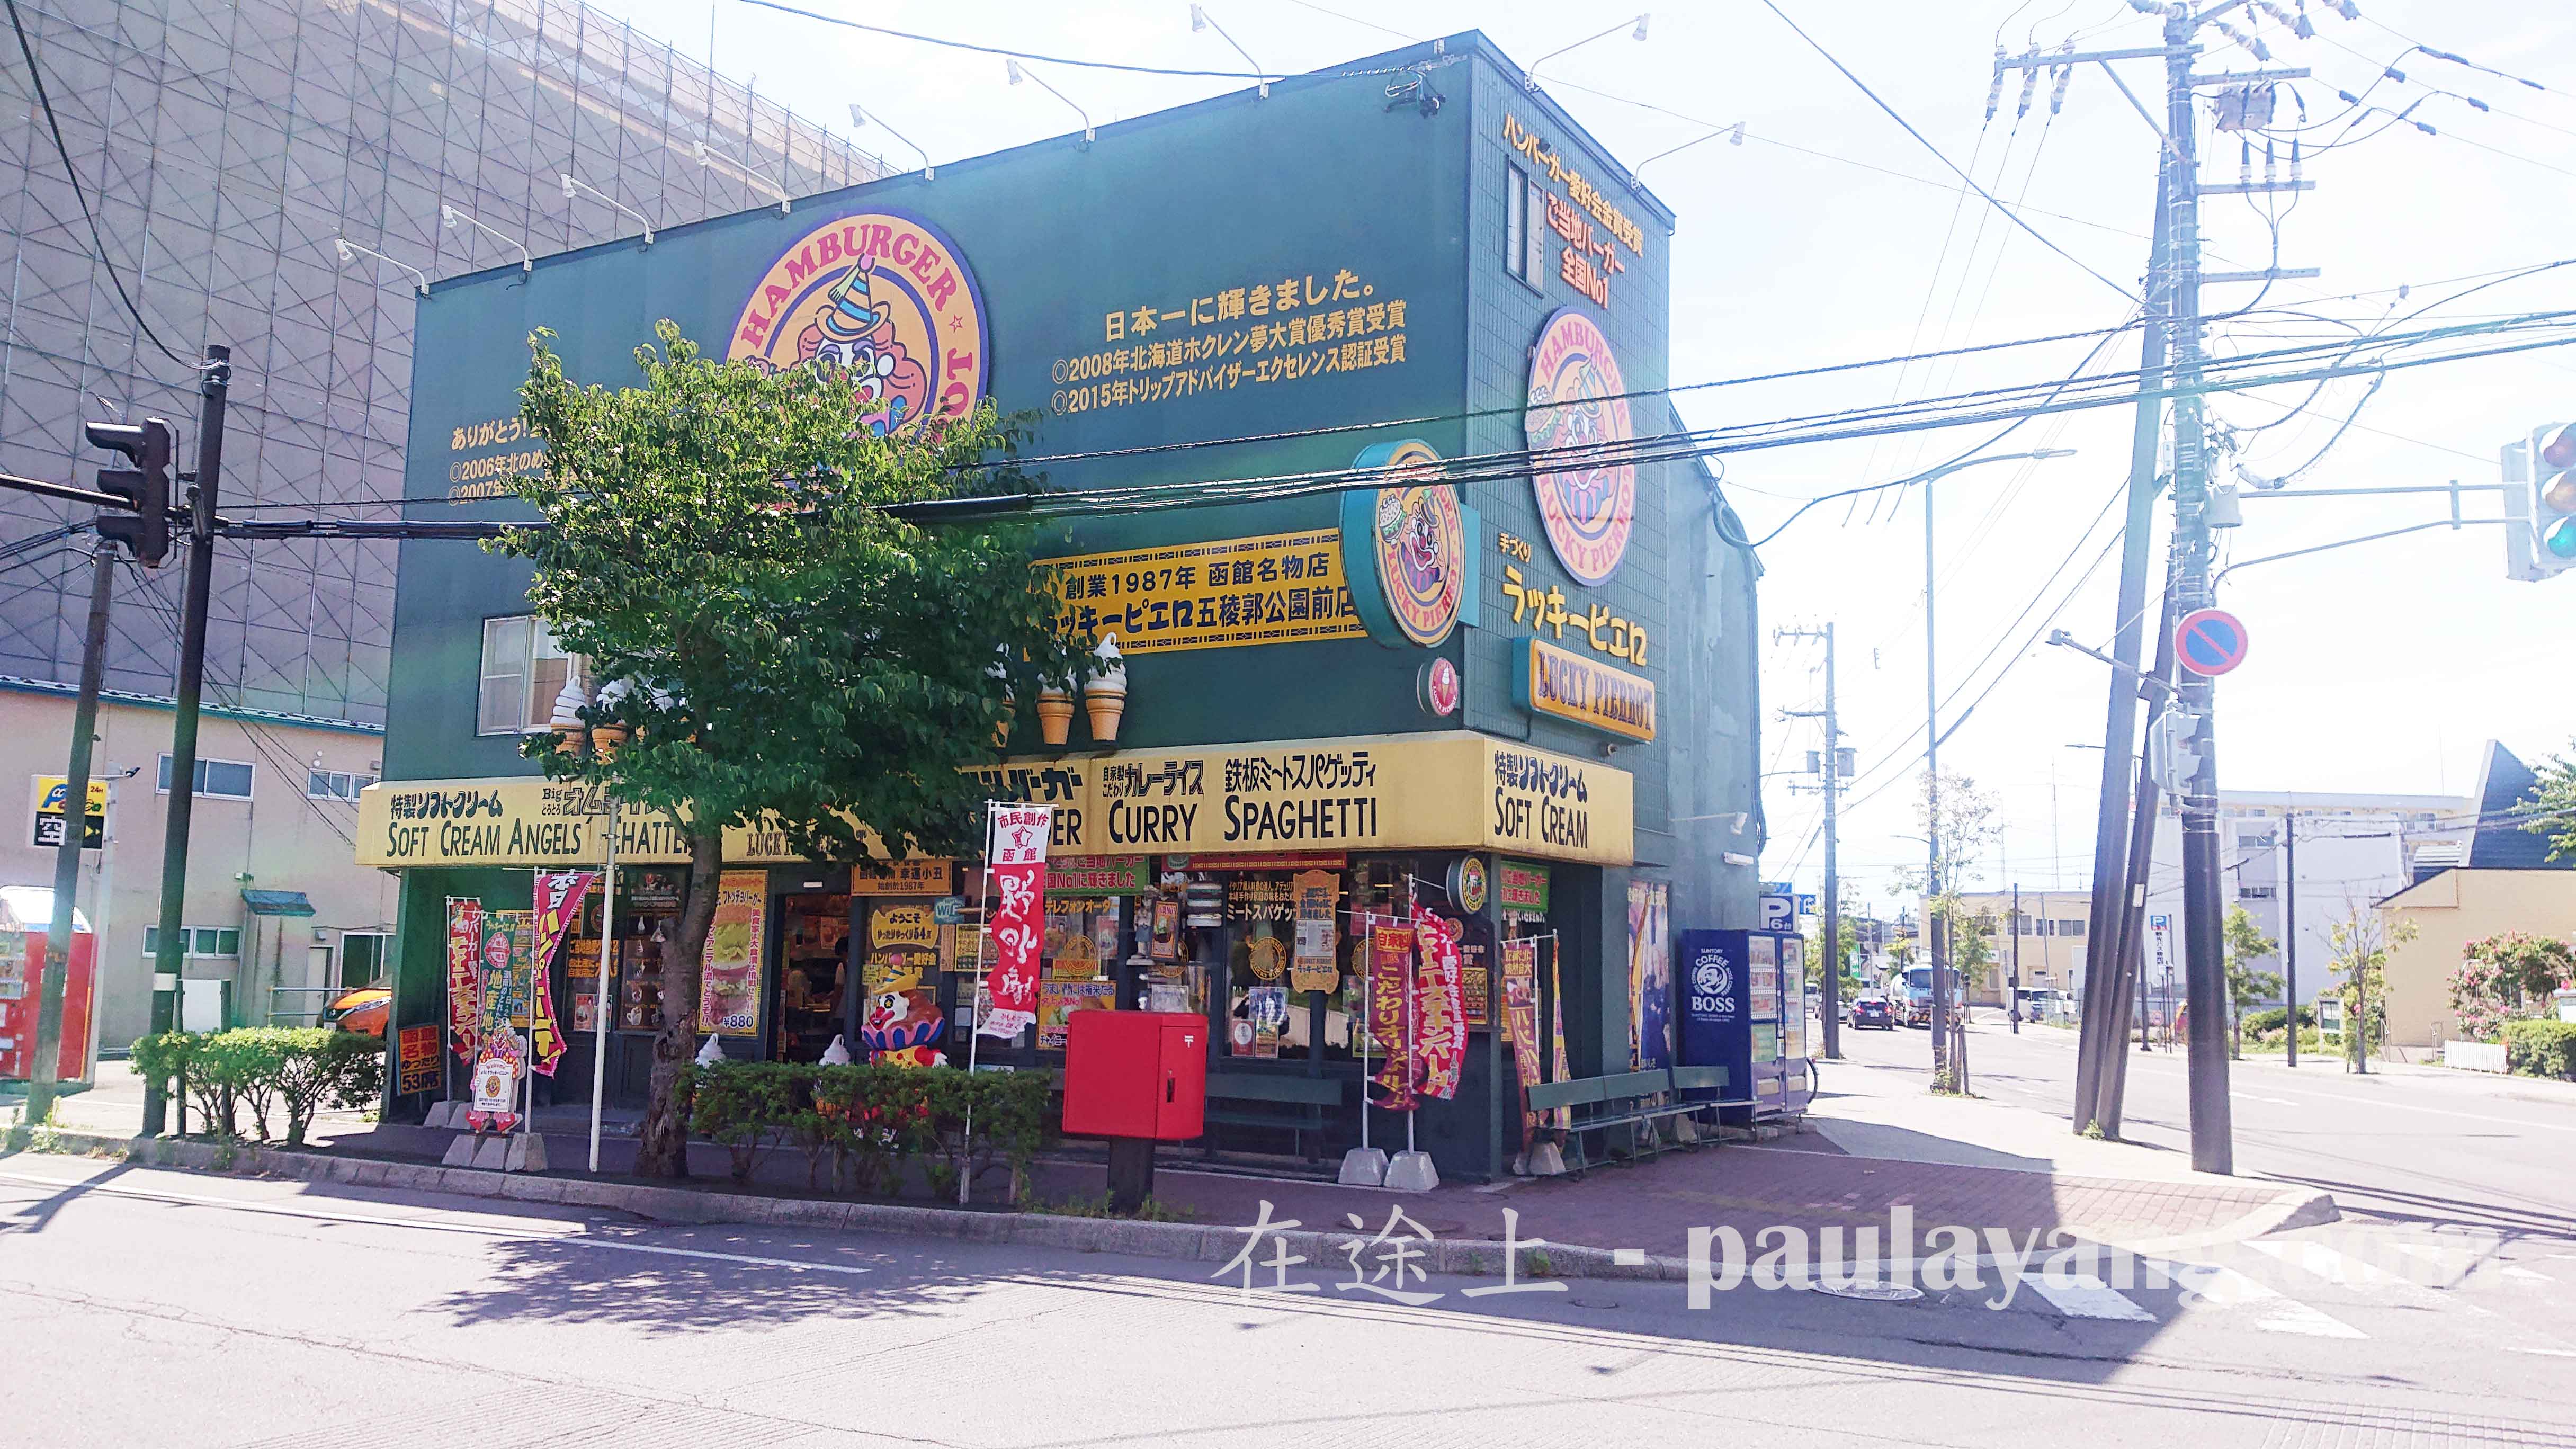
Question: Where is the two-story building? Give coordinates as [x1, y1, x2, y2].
[359, 33, 1765, 1179]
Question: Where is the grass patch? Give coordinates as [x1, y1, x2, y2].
[1030, 1192, 1198, 1222]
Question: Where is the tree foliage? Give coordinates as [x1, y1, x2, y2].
[2449, 932, 2575, 1043]
[2221, 904, 2280, 1058]
[2327, 905, 2414, 1064]
[2519, 741, 2576, 862]
[498, 321, 1081, 1175]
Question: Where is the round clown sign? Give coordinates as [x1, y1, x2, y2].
[1343, 439, 1466, 648]
[1524, 309, 1636, 585]
[727, 211, 989, 437]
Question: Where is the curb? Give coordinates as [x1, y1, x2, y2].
[3, 1128, 2335, 1285]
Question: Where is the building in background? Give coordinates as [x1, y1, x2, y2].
[1949, 888, 2088, 1008]
[2381, 742, 2576, 1049]
[1, 0, 879, 1046]
[1, 681, 390, 1044]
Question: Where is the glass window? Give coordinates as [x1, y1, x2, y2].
[144, 926, 240, 958]
[1505, 162, 1529, 281]
[2058, 919, 2086, 938]
[157, 755, 256, 799]
[479, 614, 584, 734]
[308, 769, 376, 801]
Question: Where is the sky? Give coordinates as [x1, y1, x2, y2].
[588, 0, 2576, 916]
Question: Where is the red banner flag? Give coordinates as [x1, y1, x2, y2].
[445, 898, 482, 1062]
[978, 804, 1052, 1040]
[1411, 909, 1468, 1101]
[527, 871, 595, 1077]
[1367, 922, 1416, 1109]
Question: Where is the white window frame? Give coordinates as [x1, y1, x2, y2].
[307, 768, 377, 802]
[478, 614, 584, 736]
[157, 754, 256, 800]
[145, 925, 242, 958]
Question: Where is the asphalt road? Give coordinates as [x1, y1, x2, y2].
[4, 1153, 2572, 1448]
[1828, 1018, 2576, 1241]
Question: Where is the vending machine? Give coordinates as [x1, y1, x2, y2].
[1676, 927, 1814, 1126]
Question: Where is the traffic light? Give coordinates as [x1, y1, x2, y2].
[2149, 706, 2206, 793]
[84, 417, 174, 566]
[2527, 423, 2576, 577]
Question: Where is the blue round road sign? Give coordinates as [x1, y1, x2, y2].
[2175, 607, 2249, 677]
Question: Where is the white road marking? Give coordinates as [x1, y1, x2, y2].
[2169, 1263, 2367, 1338]
[2247, 1239, 2408, 1288]
[2023, 1274, 2157, 1322]
[0, 1168, 878, 1277]
[2389, 1239, 2554, 1286]
[2236, 1095, 2300, 1107]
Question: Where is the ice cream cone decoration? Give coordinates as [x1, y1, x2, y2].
[589, 679, 630, 759]
[1084, 634, 1128, 743]
[549, 675, 588, 756]
[1034, 682, 1076, 746]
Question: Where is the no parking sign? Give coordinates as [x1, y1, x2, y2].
[2174, 608, 2249, 677]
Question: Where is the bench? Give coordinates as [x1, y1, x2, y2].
[1524, 1067, 1716, 1176]
[1203, 1072, 1345, 1162]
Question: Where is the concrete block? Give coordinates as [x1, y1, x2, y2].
[470, 1136, 511, 1171]
[440, 1134, 479, 1167]
[504, 1134, 548, 1174]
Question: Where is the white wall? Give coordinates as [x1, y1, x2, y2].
[2142, 810, 2409, 1009]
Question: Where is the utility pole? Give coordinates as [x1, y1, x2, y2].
[28, 538, 117, 1125]
[1777, 623, 1843, 1060]
[2009, 882, 2022, 1034]
[144, 344, 230, 1137]
[2160, 3, 2235, 1176]
[2282, 809, 2298, 1069]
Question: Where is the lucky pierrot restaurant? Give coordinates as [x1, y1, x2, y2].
[359, 30, 1767, 1181]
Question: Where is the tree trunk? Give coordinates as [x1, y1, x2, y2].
[636, 824, 723, 1177]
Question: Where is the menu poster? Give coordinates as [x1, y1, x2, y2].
[478, 911, 533, 1035]
[1246, 986, 1288, 1058]
[1366, 925, 1416, 1109]
[1037, 978, 1115, 1049]
[697, 870, 768, 1037]
[1290, 870, 1339, 992]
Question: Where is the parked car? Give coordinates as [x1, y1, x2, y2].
[319, 985, 389, 1037]
[1847, 993, 1896, 1030]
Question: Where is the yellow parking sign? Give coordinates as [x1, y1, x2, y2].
[32, 775, 108, 849]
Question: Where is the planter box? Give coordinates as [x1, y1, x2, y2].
[2443, 1040, 2508, 1074]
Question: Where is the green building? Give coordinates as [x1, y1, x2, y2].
[365, 32, 1764, 1179]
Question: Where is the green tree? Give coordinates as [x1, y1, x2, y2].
[500, 321, 1080, 1176]
[2448, 932, 2576, 1042]
[2327, 905, 2416, 1072]
[2518, 742, 2576, 861]
[2221, 904, 2280, 1060]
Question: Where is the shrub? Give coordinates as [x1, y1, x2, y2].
[685, 1060, 1056, 1203]
[2503, 1019, 2576, 1080]
[124, 1028, 381, 1143]
[2242, 1005, 2316, 1036]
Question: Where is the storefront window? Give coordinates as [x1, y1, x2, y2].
[776, 893, 851, 1062]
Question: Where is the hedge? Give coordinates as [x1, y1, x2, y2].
[128, 1028, 384, 1147]
[2242, 1005, 2316, 1035]
[679, 1060, 1055, 1204]
[2503, 1019, 2576, 1080]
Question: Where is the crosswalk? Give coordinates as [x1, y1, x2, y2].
[2000, 1227, 2576, 1346]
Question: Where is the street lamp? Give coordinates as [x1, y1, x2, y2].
[1915, 448, 2076, 1086]
[1007, 58, 1095, 145]
[1525, 13, 1650, 91]
[849, 102, 934, 180]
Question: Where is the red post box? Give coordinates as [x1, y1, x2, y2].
[1063, 1010, 1206, 1213]
[1063, 1009, 1205, 1140]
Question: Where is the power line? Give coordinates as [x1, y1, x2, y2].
[1753, 0, 2140, 305]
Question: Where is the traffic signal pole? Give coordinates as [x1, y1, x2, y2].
[142, 344, 230, 1137]
[26, 539, 116, 1126]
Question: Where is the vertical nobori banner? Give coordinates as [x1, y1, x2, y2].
[445, 898, 482, 1062]
[1411, 909, 1468, 1099]
[1368, 923, 1417, 1108]
[980, 803, 1053, 1040]
[529, 870, 595, 1076]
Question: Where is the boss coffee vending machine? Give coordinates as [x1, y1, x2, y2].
[1677, 927, 1814, 1126]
